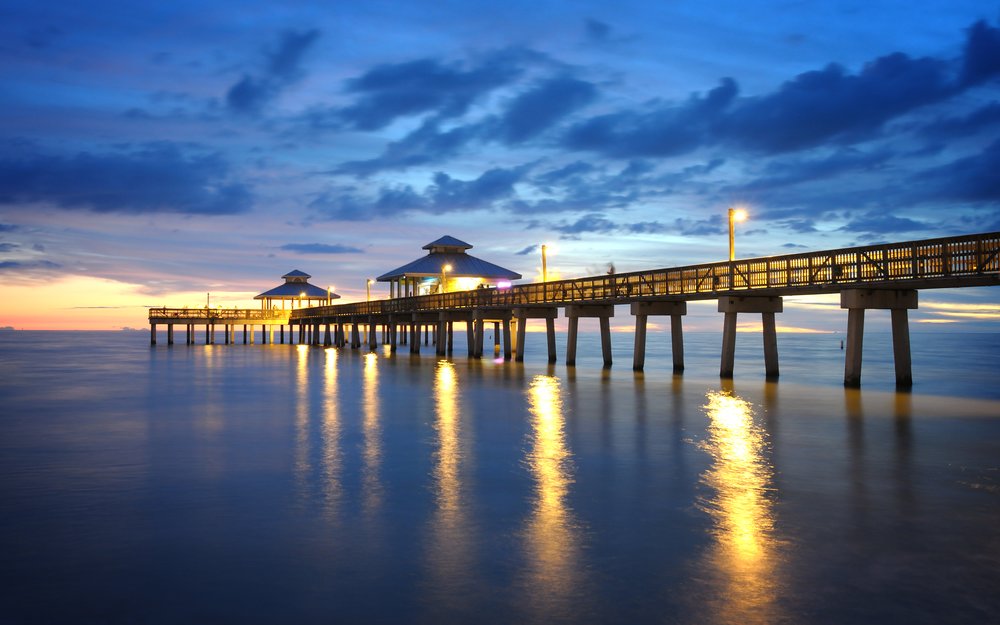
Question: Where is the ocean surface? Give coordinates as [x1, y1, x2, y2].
[1, 328, 998, 624]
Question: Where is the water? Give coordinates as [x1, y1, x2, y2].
[1, 330, 998, 624]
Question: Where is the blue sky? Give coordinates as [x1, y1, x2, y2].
[0, 0, 998, 329]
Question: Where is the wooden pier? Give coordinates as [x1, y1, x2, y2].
[150, 231, 1000, 387]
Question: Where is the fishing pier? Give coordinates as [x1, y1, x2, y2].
[150, 231, 1000, 387]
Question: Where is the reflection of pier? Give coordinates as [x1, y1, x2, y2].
[150, 231, 1000, 387]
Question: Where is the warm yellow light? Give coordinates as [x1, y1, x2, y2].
[299, 291, 305, 297]
[443, 264, 453, 272]
[732, 208, 748, 222]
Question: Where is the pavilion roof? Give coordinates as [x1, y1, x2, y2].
[254, 282, 337, 300]
[376, 251, 521, 281]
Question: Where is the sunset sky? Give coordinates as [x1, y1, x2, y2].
[1, 0, 999, 331]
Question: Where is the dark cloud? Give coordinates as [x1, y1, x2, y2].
[280, 243, 363, 254]
[515, 244, 539, 255]
[226, 29, 321, 114]
[267, 29, 321, 80]
[920, 139, 1000, 202]
[736, 149, 893, 192]
[0, 143, 252, 214]
[0, 259, 60, 271]
[336, 49, 531, 131]
[333, 69, 594, 175]
[490, 76, 598, 143]
[562, 19, 1000, 159]
[562, 78, 737, 157]
[0, 224, 18, 232]
[960, 19, 1000, 87]
[545, 213, 720, 237]
[429, 165, 531, 210]
[311, 165, 531, 220]
[584, 19, 612, 42]
[723, 53, 954, 152]
[840, 211, 927, 236]
[919, 102, 1000, 140]
[0, 242, 18, 252]
[534, 161, 596, 187]
[336, 120, 483, 176]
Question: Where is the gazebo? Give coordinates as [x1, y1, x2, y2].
[254, 270, 339, 309]
[376, 235, 522, 298]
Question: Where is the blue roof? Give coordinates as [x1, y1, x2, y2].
[422, 235, 472, 250]
[376, 251, 521, 281]
[255, 283, 338, 299]
[282, 269, 311, 279]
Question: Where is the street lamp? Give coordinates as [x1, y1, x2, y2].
[541, 244, 548, 282]
[299, 291, 305, 309]
[327, 285, 334, 306]
[728, 207, 748, 261]
[366, 279, 373, 302]
[441, 264, 452, 293]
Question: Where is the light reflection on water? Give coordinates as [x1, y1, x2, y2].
[1, 331, 999, 624]
[362, 351, 382, 516]
[698, 389, 783, 625]
[522, 374, 586, 621]
[423, 360, 478, 615]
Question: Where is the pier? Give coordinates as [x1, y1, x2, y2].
[150, 231, 1000, 387]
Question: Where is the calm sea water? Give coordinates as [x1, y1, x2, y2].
[1, 329, 998, 624]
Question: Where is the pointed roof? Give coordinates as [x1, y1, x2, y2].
[376, 235, 521, 281]
[255, 270, 339, 300]
[422, 235, 472, 251]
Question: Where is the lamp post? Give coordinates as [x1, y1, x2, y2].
[327, 285, 334, 306]
[441, 264, 452, 293]
[299, 291, 305, 309]
[541, 244, 548, 282]
[366, 279, 372, 302]
[728, 207, 748, 261]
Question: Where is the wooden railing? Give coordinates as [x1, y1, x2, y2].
[284, 230, 998, 320]
[149, 307, 290, 322]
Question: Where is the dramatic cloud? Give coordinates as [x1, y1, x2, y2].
[840, 212, 928, 236]
[515, 244, 539, 255]
[428, 165, 530, 210]
[0, 143, 252, 214]
[960, 19, 1000, 87]
[336, 72, 596, 176]
[723, 53, 955, 152]
[279, 243, 364, 254]
[335, 49, 531, 131]
[562, 78, 737, 157]
[920, 102, 1000, 140]
[920, 139, 1000, 203]
[226, 29, 320, 114]
[489, 76, 598, 143]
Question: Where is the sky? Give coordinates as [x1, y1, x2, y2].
[1, 0, 999, 331]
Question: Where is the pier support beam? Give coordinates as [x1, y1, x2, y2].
[150, 323, 156, 345]
[512, 308, 559, 363]
[565, 305, 615, 368]
[472, 309, 512, 359]
[841, 289, 917, 388]
[718, 296, 783, 379]
[630, 300, 687, 372]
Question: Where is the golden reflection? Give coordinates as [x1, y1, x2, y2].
[362, 352, 382, 514]
[424, 360, 476, 609]
[523, 375, 582, 616]
[321, 347, 342, 518]
[294, 345, 311, 498]
[699, 389, 781, 625]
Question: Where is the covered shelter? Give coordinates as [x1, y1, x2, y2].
[254, 270, 339, 309]
[376, 235, 522, 298]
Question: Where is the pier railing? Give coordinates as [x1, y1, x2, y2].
[290, 231, 1000, 320]
[149, 307, 290, 322]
